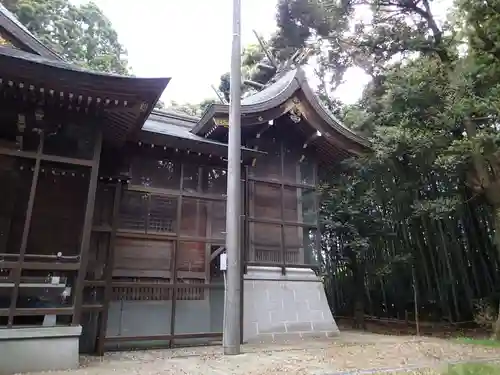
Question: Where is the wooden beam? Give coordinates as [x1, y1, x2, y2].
[72, 130, 102, 325]
[0, 146, 94, 166]
[96, 182, 122, 355]
[7, 131, 43, 327]
[169, 163, 184, 347]
[279, 141, 286, 276]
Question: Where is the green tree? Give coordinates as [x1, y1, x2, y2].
[166, 99, 217, 117]
[3, 0, 130, 74]
[217, 44, 270, 102]
[272, 0, 500, 335]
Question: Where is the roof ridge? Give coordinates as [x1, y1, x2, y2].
[151, 109, 200, 123]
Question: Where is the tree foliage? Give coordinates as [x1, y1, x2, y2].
[3, 0, 130, 74]
[267, 0, 500, 336]
[165, 99, 217, 117]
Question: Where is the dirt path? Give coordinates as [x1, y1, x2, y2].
[24, 332, 500, 375]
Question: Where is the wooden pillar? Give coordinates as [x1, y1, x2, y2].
[169, 162, 184, 347]
[96, 182, 122, 355]
[240, 165, 248, 344]
[72, 131, 102, 325]
[279, 141, 286, 275]
[313, 160, 321, 267]
[7, 131, 44, 327]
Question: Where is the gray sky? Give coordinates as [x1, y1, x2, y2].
[71, 0, 448, 106]
[69, 0, 369, 106]
[71, 0, 281, 103]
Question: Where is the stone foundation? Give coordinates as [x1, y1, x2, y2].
[243, 266, 339, 342]
[0, 325, 81, 375]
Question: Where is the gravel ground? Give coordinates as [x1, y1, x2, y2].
[24, 332, 500, 375]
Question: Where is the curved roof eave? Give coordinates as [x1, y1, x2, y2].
[192, 68, 370, 150]
[0, 46, 171, 143]
[294, 71, 370, 149]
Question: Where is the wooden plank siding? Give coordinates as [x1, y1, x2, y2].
[104, 152, 227, 303]
[245, 123, 319, 268]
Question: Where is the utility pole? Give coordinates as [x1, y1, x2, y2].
[223, 0, 242, 356]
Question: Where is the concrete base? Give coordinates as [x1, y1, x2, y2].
[0, 325, 82, 375]
[243, 266, 339, 343]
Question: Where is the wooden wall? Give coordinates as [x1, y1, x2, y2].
[0, 156, 33, 256]
[246, 120, 319, 266]
[101, 150, 227, 302]
[27, 163, 89, 258]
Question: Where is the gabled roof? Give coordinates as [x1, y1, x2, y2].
[138, 110, 264, 161]
[0, 4, 61, 60]
[192, 68, 370, 156]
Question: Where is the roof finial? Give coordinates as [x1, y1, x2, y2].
[243, 31, 312, 94]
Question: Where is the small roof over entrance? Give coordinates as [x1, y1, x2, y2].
[192, 68, 370, 160]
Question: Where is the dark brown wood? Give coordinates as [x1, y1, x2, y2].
[240, 166, 248, 343]
[81, 304, 104, 311]
[0, 46, 170, 145]
[248, 175, 315, 189]
[84, 280, 106, 287]
[97, 183, 121, 355]
[244, 131, 321, 268]
[125, 184, 226, 202]
[0, 261, 80, 271]
[116, 231, 176, 241]
[7, 132, 43, 327]
[72, 131, 103, 325]
[280, 142, 286, 275]
[169, 164, 184, 347]
[113, 237, 173, 278]
[0, 147, 94, 166]
[0, 307, 74, 317]
[314, 164, 321, 266]
[247, 217, 317, 227]
[0, 254, 80, 261]
[136, 127, 263, 163]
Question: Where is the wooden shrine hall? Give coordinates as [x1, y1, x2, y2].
[0, 5, 369, 374]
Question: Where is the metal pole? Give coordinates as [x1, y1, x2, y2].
[223, 0, 242, 356]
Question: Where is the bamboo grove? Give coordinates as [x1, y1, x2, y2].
[258, 0, 500, 332]
[320, 158, 500, 326]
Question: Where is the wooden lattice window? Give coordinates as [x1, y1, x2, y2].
[119, 190, 147, 231]
[111, 279, 205, 301]
[119, 191, 177, 234]
[149, 195, 177, 233]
